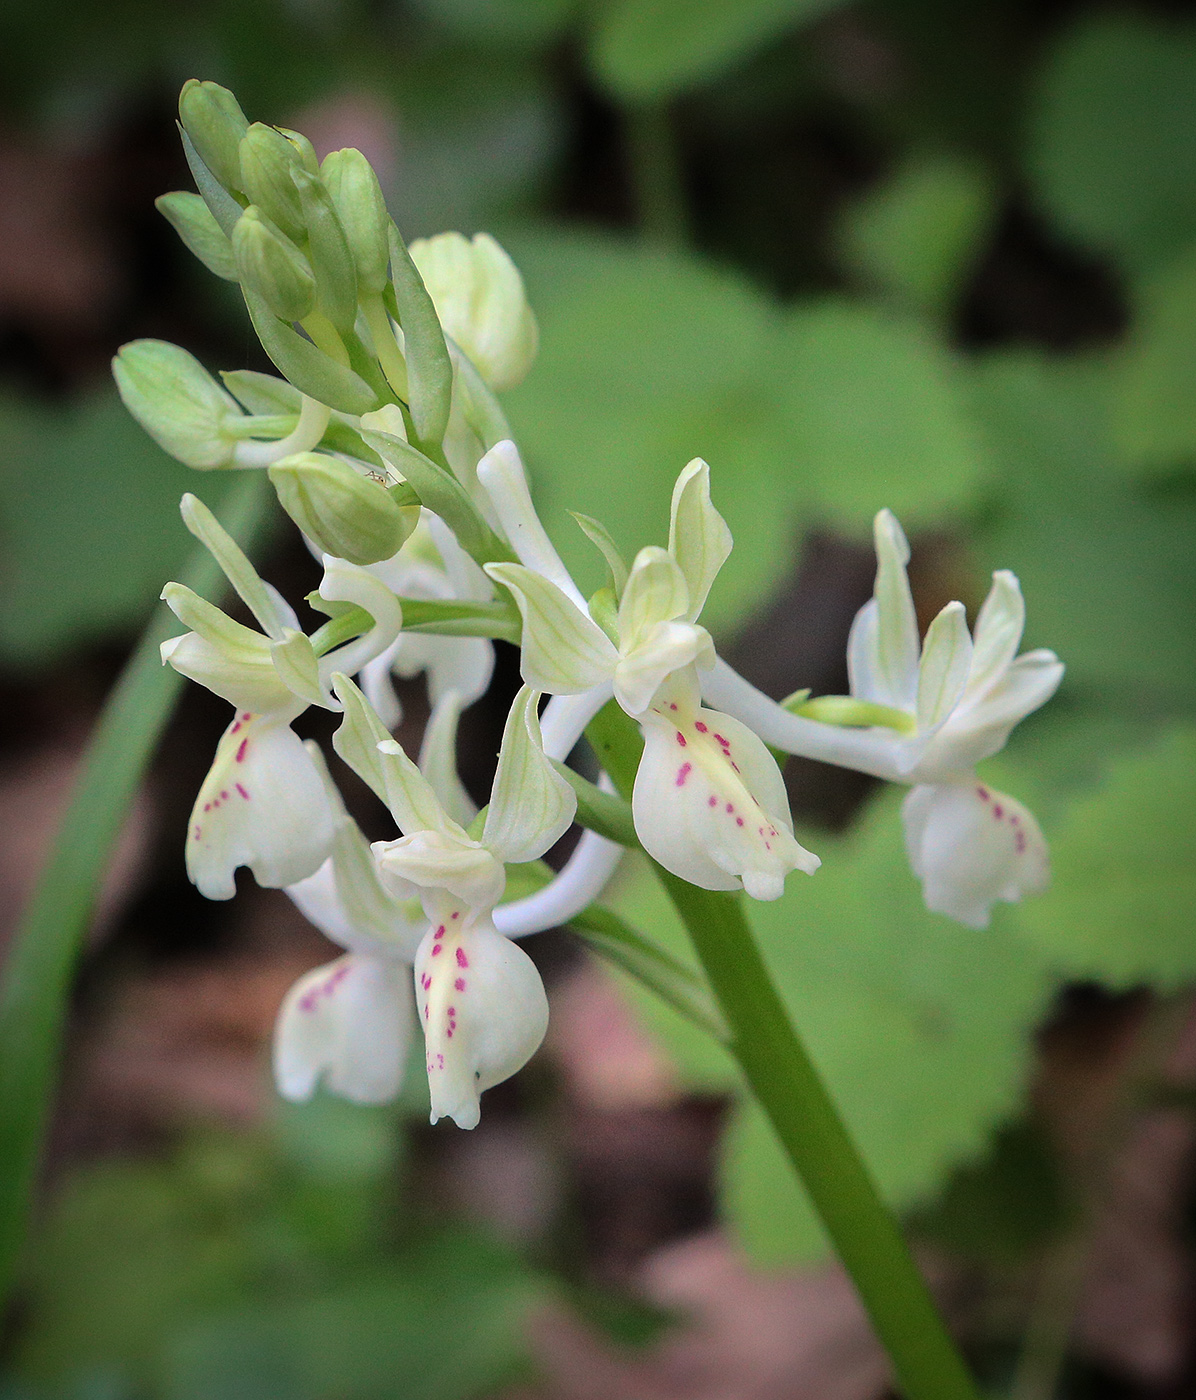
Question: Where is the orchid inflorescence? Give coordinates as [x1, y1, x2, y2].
[116, 81, 1064, 1130]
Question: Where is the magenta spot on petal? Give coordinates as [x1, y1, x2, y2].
[669, 702, 678, 711]
[242, 712, 252, 722]
[235, 783, 249, 800]
[694, 721, 708, 733]
[976, 785, 989, 801]
[737, 817, 745, 827]
[424, 1003, 429, 1020]
[203, 803, 211, 812]
[993, 804, 1004, 819]
[456, 947, 469, 968]
[714, 733, 729, 748]
[235, 738, 248, 763]
[1015, 831, 1027, 853]
[432, 944, 443, 956]
[726, 803, 734, 814]
[231, 721, 242, 735]
[731, 761, 740, 774]
[434, 925, 446, 939]
[676, 731, 687, 747]
[708, 795, 718, 807]
[675, 762, 692, 787]
[446, 1028, 454, 1038]
[447, 1006, 455, 1016]
[437, 1054, 444, 1068]
[765, 842, 772, 851]
[1011, 814, 1021, 825]
[220, 790, 229, 801]
[421, 973, 430, 989]
[192, 825, 201, 840]
[455, 977, 465, 991]
[451, 910, 460, 920]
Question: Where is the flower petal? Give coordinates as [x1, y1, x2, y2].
[374, 830, 506, 910]
[965, 570, 1025, 699]
[869, 509, 920, 710]
[414, 917, 549, 1129]
[617, 546, 690, 652]
[485, 562, 618, 694]
[668, 458, 732, 623]
[613, 619, 714, 717]
[274, 953, 415, 1104]
[902, 781, 1049, 929]
[483, 685, 576, 864]
[186, 713, 336, 899]
[915, 601, 973, 733]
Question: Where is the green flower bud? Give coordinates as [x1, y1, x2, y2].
[113, 340, 242, 469]
[268, 452, 415, 565]
[321, 148, 391, 295]
[178, 79, 248, 193]
[275, 126, 320, 175]
[239, 123, 307, 241]
[232, 208, 316, 322]
[155, 191, 238, 281]
[292, 167, 358, 334]
[409, 231, 538, 392]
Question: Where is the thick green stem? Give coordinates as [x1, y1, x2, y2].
[0, 473, 273, 1310]
[588, 701, 981, 1400]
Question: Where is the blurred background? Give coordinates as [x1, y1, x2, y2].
[2, 1, 1196, 1396]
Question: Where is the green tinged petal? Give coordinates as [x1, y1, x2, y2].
[180, 493, 288, 638]
[484, 685, 577, 864]
[485, 563, 618, 694]
[872, 508, 921, 709]
[668, 457, 732, 623]
[618, 545, 690, 651]
[916, 601, 973, 732]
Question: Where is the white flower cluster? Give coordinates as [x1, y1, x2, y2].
[116, 82, 1064, 1127]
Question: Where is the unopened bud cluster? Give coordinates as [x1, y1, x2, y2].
[115, 81, 1064, 1128]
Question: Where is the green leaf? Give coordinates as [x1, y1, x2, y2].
[771, 301, 989, 528]
[1027, 13, 1196, 272]
[967, 351, 1196, 703]
[1014, 726, 1196, 990]
[0, 390, 250, 668]
[611, 792, 1057, 1264]
[588, 0, 852, 101]
[505, 230, 793, 633]
[834, 151, 997, 319]
[1115, 241, 1196, 474]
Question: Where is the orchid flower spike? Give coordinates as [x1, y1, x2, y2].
[331, 673, 576, 1128]
[161, 493, 401, 899]
[479, 444, 817, 901]
[702, 509, 1064, 927]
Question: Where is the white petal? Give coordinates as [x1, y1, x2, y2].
[374, 830, 506, 910]
[902, 781, 1049, 929]
[186, 714, 336, 900]
[180, 493, 289, 640]
[915, 601, 973, 733]
[539, 684, 614, 762]
[613, 619, 713, 717]
[360, 644, 403, 729]
[161, 630, 296, 713]
[485, 562, 618, 694]
[668, 458, 732, 623]
[617, 546, 689, 653]
[632, 675, 819, 900]
[317, 557, 404, 682]
[414, 917, 549, 1129]
[476, 440, 587, 608]
[483, 685, 576, 864]
[393, 632, 495, 710]
[870, 509, 920, 709]
[965, 570, 1025, 699]
[419, 690, 478, 830]
[274, 953, 415, 1104]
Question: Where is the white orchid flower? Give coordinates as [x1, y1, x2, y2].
[358, 510, 496, 728]
[478, 442, 817, 902]
[702, 510, 1063, 927]
[161, 493, 401, 900]
[331, 672, 614, 1128]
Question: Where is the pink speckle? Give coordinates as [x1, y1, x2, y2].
[714, 733, 730, 749]
[455, 977, 465, 991]
[231, 721, 242, 735]
[708, 795, 718, 807]
[447, 1006, 456, 1016]
[976, 785, 989, 801]
[299, 962, 350, 1012]
[731, 761, 741, 774]
[242, 712, 252, 722]
[421, 973, 431, 989]
[203, 803, 211, 812]
[192, 825, 201, 841]
[220, 790, 229, 801]
[1011, 814, 1021, 825]
[434, 925, 445, 939]
[695, 721, 708, 733]
[432, 944, 443, 956]
[726, 803, 734, 814]
[737, 817, 745, 827]
[235, 738, 248, 763]
[451, 911, 460, 920]
[456, 947, 469, 968]
[437, 1054, 444, 1069]
[676, 762, 692, 787]
[993, 804, 1004, 820]
[446, 1028, 454, 1038]
[676, 731, 687, 747]
[235, 783, 249, 800]
[669, 702, 678, 711]
[765, 841, 772, 851]
[424, 1003, 429, 1020]
[1015, 831, 1027, 853]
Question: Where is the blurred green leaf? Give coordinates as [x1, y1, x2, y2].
[1027, 13, 1196, 271]
[505, 230, 793, 633]
[0, 389, 241, 669]
[1115, 241, 1196, 474]
[772, 301, 989, 528]
[610, 789, 1056, 1263]
[968, 351, 1196, 703]
[835, 151, 997, 319]
[1015, 725, 1196, 990]
[411, 0, 578, 48]
[587, 0, 851, 101]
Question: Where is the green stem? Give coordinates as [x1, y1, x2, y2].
[0, 473, 273, 1310]
[588, 701, 981, 1400]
